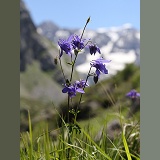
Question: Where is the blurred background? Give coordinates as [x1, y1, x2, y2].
[20, 0, 140, 138]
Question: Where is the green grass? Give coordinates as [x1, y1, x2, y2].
[20, 61, 66, 104]
[20, 104, 140, 160]
[20, 63, 140, 159]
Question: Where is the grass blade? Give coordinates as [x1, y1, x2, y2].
[122, 132, 132, 160]
[81, 126, 112, 160]
[28, 110, 33, 159]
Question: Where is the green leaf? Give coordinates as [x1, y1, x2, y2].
[66, 62, 73, 66]
[74, 49, 79, 56]
[66, 79, 70, 85]
[122, 132, 132, 160]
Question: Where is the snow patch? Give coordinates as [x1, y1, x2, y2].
[76, 50, 136, 78]
[100, 42, 113, 54]
[136, 32, 140, 39]
[107, 32, 119, 42]
[76, 62, 90, 73]
[96, 27, 108, 33]
[55, 30, 70, 38]
[105, 50, 136, 64]
[37, 27, 43, 34]
[85, 30, 97, 39]
[117, 39, 124, 47]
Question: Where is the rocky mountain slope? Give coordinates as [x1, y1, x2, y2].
[20, 0, 58, 72]
[20, 0, 71, 104]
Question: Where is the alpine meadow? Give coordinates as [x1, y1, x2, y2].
[20, 1, 140, 159]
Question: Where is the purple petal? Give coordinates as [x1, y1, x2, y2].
[126, 92, 131, 97]
[62, 87, 69, 93]
[95, 58, 111, 63]
[76, 88, 85, 93]
[96, 69, 100, 77]
[99, 64, 108, 74]
[67, 34, 74, 42]
[97, 47, 101, 54]
[136, 93, 140, 97]
[68, 92, 76, 98]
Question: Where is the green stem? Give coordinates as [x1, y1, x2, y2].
[67, 95, 70, 124]
[74, 66, 92, 122]
[70, 53, 78, 82]
[59, 56, 66, 83]
[70, 17, 90, 83]
[66, 17, 90, 158]
[80, 17, 90, 41]
[67, 95, 71, 159]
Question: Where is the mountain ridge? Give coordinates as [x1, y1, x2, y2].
[37, 21, 140, 80]
[20, 0, 72, 104]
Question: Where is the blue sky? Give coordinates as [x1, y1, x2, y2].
[23, 0, 140, 30]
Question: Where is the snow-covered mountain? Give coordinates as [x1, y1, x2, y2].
[37, 22, 140, 81]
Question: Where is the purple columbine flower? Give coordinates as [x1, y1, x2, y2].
[62, 83, 85, 98]
[71, 34, 85, 50]
[126, 89, 140, 99]
[58, 35, 73, 57]
[74, 80, 89, 89]
[90, 58, 111, 77]
[88, 44, 101, 55]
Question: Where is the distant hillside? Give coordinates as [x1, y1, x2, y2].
[20, 0, 72, 104]
[20, 0, 54, 72]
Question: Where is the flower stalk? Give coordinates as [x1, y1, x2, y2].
[57, 17, 111, 159]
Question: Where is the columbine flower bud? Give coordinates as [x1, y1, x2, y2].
[87, 17, 91, 24]
[54, 57, 58, 65]
[88, 44, 101, 55]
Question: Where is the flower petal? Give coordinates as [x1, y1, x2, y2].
[99, 64, 108, 74]
[67, 34, 74, 42]
[62, 87, 69, 93]
[136, 93, 140, 97]
[96, 69, 100, 77]
[97, 47, 101, 54]
[76, 88, 85, 93]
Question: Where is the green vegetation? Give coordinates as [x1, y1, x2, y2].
[20, 110, 140, 160]
[20, 63, 140, 159]
[20, 61, 66, 103]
